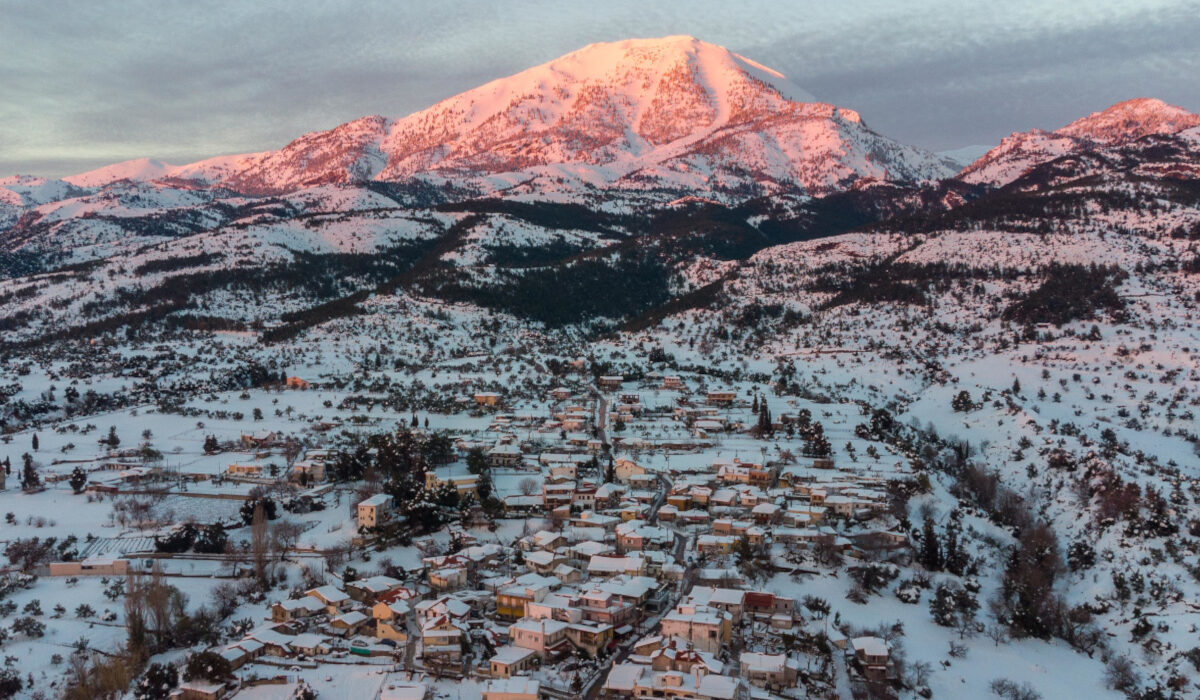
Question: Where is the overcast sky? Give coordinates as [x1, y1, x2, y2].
[3, 0, 1198, 178]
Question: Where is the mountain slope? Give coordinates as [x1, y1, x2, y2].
[959, 98, 1200, 187]
[52, 36, 953, 199]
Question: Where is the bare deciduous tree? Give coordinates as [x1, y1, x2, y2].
[251, 503, 270, 587]
[518, 477, 538, 496]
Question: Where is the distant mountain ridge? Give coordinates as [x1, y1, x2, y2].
[39, 36, 956, 199]
[958, 97, 1200, 186]
[2, 38, 1198, 286]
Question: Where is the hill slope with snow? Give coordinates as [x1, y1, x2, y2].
[958, 98, 1200, 187]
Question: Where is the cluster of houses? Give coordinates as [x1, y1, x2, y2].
[183, 373, 907, 697]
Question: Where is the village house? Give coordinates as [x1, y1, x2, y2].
[504, 494, 544, 515]
[271, 595, 326, 622]
[245, 624, 299, 657]
[357, 493, 393, 529]
[429, 565, 468, 591]
[575, 589, 638, 628]
[218, 639, 266, 670]
[524, 593, 582, 624]
[226, 462, 265, 478]
[488, 443, 523, 467]
[566, 620, 615, 656]
[329, 610, 370, 637]
[474, 392, 502, 406]
[587, 554, 647, 578]
[345, 574, 406, 603]
[177, 680, 229, 700]
[482, 678, 541, 700]
[425, 465, 481, 496]
[48, 557, 130, 577]
[306, 585, 352, 615]
[739, 652, 800, 690]
[686, 587, 746, 624]
[372, 599, 411, 642]
[511, 617, 573, 660]
[289, 633, 330, 657]
[634, 637, 723, 674]
[615, 520, 674, 553]
[239, 430, 277, 449]
[415, 596, 472, 623]
[660, 604, 732, 654]
[696, 535, 738, 555]
[496, 580, 554, 620]
[488, 645, 539, 678]
[743, 591, 796, 619]
[421, 614, 466, 665]
[524, 550, 568, 577]
[285, 376, 310, 389]
[613, 458, 647, 484]
[542, 481, 576, 510]
[290, 459, 325, 482]
[715, 460, 770, 487]
[603, 664, 740, 700]
[705, 390, 737, 406]
[599, 375, 625, 390]
[850, 636, 892, 682]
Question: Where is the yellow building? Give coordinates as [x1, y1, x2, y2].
[473, 392, 502, 406]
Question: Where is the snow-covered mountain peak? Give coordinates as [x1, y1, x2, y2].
[63, 157, 176, 188]
[1057, 97, 1200, 145]
[368, 35, 947, 194]
[959, 97, 1200, 186]
[18, 37, 951, 200]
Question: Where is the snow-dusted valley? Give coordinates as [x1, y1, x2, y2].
[1, 35, 1199, 700]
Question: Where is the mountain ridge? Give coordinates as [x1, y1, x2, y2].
[22, 36, 954, 199]
[958, 97, 1200, 186]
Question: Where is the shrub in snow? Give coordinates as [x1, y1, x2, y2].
[193, 524, 229, 554]
[1104, 656, 1139, 693]
[0, 669, 22, 699]
[848, 563, 898, 595]
[183, 650, 232, 683]
[134, 663, 178, 700]
[10, 616, 45, 638]
[896, 580, 923, 604]
[929, 581, 977, 630]
[989, 678, 1042, 700]
[229, 617, 254, 638]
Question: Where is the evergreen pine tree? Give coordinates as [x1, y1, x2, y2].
[69, 467, 87, 494]
[20, 454, 39, 490]
[921, 519, 942, 571]
[944, 523, 968, 575]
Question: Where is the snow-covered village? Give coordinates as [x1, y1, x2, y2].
[3, 5, 1200, 700]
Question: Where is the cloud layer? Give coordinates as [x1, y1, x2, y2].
[3, 0, 1198, 177]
